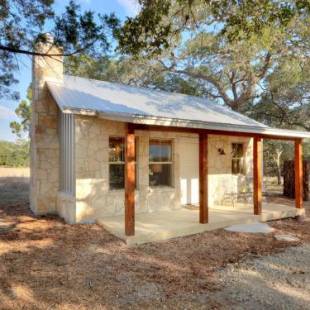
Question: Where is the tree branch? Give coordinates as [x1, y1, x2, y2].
[257, 52, 271, 79]
[0, 41, 96, 57]
[168, 67, 233, 106]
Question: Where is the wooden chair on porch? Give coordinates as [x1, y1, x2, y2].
[222, 191, 254, 208]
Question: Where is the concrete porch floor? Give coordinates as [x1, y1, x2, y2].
[97, 203, 305, 246]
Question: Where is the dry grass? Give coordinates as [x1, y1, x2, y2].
[0, 178, 309, 309]
[0, 167, 29, 178]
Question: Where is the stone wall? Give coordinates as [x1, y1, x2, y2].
[208, 135, 253, 206]
[57, 192, 76, 224]
[74, 116, 254, 223]
[74, 116, 181, 223]
[29, 39, 254, 223]
[30, 40, 62, 215]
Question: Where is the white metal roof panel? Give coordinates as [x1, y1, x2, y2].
[47, 75, 267, 127]
[47, 75, 310, 139]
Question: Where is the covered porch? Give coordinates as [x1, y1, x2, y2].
[100, 122, 306, 244]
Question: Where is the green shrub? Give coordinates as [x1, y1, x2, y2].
[0, 140, 29, 167]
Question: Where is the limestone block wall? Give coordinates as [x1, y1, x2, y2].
[75, 117, 124, 222]
[74, 116, 254, 223]
[208, 135, 253, 206]
[74, 117, 184, 223]
[177, 134, 253, 207]
[30, 87, 60, 214]
[57, 192, 76, 224]
[30, 89, 60, 214]
[30, 40, 63, 215]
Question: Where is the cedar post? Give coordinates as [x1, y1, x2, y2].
[253, 136, 262, 215]
[294, 139, 303, 209]
[199, 133, 208, 223]
[125, 124, 135, 236]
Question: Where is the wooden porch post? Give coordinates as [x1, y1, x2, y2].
[253, 136, 262, 215]
[125, 124, 135, 236]
[199, 133, 208, 223]
[294, 138, 303, 209]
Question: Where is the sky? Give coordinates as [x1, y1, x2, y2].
[0, 0, 139, 142]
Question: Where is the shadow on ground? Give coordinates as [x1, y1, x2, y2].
[0, 181, 309, 309]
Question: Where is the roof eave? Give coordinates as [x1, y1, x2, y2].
[61, 107, 310, 140]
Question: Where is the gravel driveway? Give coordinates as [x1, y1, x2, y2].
[213, 244, 310, 309]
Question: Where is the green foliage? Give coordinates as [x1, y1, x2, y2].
[263, 140, 292, 178]
[250, 57, 310, 130]
[116, 0, 310, 56]
[65, 53, 212, 98]
[0, 0, 118, 99]
[0, 140, 29, 167]
[10, 85, 32, 138]
[112, 0, 309, 114]
[53, 1, 118, 57]
[105, 1, 307, 116]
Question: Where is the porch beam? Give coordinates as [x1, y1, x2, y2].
[131, 124, 299, 141]
[294, 138, 303, 209]
[199, 133, 208, 223]
[253, 136, 262, 215]
[125, 124, 135, 236]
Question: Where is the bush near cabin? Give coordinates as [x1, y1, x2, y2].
[0, 140, 29, 167]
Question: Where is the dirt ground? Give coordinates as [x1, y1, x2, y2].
[213, 244, 310, 309]
[0, 177, 309, 309]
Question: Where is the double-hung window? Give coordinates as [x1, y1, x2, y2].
[109, 137, 125, 189]
[231, 143, 245, 175]
[109, 137, 137, 189]
[149, 140, 173, 186]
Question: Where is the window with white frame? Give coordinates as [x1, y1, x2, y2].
[149, 140, 173, 186]
[231, 143, 245, 175]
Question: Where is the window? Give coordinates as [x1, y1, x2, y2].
[109, 137, 125, 189]
[232, 143, 245, 175]
[108, 137, 137, 189]
[149, 140, 173, 186]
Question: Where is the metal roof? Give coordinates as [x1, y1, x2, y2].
[47, 75, 310, 139]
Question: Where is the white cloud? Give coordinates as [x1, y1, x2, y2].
[117, 0, 140, 16]
[0, 105, 16, 120]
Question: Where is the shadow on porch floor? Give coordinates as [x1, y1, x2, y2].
[97, 202, 305, 246]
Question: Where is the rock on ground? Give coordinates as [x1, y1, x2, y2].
[225, 222, 275, 234]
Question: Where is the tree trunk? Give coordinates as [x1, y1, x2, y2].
[277, 165, 282, 185]
[275, 149, 283, 185]
[283, 160, 309, 201]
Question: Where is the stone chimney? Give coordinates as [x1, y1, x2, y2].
[30, 35, 63, 215]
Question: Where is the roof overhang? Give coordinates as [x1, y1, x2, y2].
[61, 106, 310, 140]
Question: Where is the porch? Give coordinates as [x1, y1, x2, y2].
[122, 123, 305, 240]
[98, 199, 305, 246]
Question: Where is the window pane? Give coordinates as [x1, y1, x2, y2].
[232, 143, 245, 174]
[232, 143, 243, 158]
[109, 137, 124, 162]
[232, 159, 240, 174]
[160, 144, 172, 161]
[149, 163, 171, 186]
[109, 164, 124, 189]
[149, 140, 172, 162]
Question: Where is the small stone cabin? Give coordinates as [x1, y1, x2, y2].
[30, 41, 309, 235]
